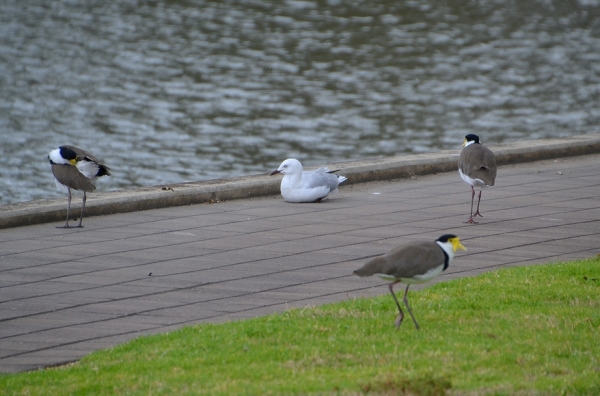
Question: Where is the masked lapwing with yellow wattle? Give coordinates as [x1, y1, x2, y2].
[354, 234, 466, 330]
[458, 134, 497, 224]
[48, 145, 111, 228]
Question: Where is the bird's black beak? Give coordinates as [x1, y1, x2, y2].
[270, 170, 281, 176]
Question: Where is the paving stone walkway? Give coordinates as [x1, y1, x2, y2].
[1, 154, 599, 373]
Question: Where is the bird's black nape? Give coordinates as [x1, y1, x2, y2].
[436, 234, 458, 243]
[464, 134, 480, 144]
[59, 146, 78, 161]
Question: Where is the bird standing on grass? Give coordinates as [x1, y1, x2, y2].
[354, 234, 466, 330]
[458, 134, 497, 224]
[270, 158, 347, 203]
[48, 145, 111, 228]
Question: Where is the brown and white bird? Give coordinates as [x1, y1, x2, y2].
[48, 145, 111, 228]
[354, 234, 466, 330]
[458, 134, 497, 224]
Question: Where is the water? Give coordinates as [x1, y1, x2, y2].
[1, 0, 599, 204]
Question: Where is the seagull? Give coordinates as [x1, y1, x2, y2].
[270, 158, 347, 203]
[354, 234, 466, 330]
[48, 145, 111, 228]
[458, 134, 497, 224]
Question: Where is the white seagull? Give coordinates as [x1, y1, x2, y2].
[270, 158, 347, 203]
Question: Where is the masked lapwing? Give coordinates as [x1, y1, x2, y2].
[270, 158, 347, 203]
[354, 234, 466, 330]
[458, 134, 497, 224]
[48, 145, 111, 228]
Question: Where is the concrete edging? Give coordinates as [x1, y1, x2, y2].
[1, 133, 599, 229]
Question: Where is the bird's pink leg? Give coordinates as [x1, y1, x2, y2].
[473, 190, 483, 218]
[75, 191, 86, 228]
[464, 186, 479, 224]
[389, 281, 405, 329]
[57, 188, 72, 228]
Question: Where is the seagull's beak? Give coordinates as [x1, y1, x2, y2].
[270, 169, 281, 176]
[461, 138, 467, 148]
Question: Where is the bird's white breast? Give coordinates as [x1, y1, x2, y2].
[280, 175, 331, 203]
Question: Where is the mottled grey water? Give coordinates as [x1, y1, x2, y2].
[1, 0, 599, 204]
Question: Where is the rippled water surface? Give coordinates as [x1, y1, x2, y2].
[1, 0, 599, 204]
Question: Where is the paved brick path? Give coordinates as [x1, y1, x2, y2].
[1, 154, 599, 373]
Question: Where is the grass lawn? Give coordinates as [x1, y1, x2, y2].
[1, 257, 599, 395]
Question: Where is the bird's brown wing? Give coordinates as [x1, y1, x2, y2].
[459, 144, 497, 186]
[62, 145, 111, 177]
[384, 242, 446, 278]
[51, 163, 96, 192]
[354, 241, 445, 279]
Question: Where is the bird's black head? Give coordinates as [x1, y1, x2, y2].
[464, 134, 480, 144]
[437, 234, 458, 243]
[59, 146, 78, 161]
[436, 234, 467, 261]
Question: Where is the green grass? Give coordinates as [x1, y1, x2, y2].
[2, 258, 599, 395]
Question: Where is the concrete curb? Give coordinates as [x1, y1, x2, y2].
[1, 133, 599, 229]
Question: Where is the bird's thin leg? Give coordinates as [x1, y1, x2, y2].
[57, 188, 72, 228]
[464, 186, 478, 224]
[76, 191, 87, 228]
[403, 285, 420, 330]
[388, 281, 404, 329]
[473, 190, 483, 218]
